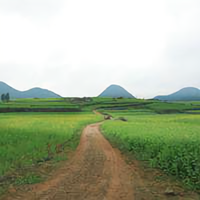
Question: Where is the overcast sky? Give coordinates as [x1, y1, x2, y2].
[0, 0, 200, 98]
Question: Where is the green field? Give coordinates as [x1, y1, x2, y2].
[0, 98, 79, 108]
[0, 112, 102, 178]
[101, 113, 200, 190]
[0, 97, 200, 192]
[0, 97, 199, 113]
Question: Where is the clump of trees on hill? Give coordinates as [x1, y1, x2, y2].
[1, 93, 10, 102]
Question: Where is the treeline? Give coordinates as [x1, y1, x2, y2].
[1, 93, 10, 103]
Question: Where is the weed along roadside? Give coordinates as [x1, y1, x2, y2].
[0, 112, 102, 196]
[101, 113, 200, 192]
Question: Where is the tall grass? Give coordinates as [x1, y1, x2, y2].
[101, 114, 200, 190]
[0, 112, 102, 177]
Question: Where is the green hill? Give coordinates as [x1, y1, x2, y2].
[154, 87, 200, 101]
[0, 81, 61, 99]
[99, 84, 135, 98]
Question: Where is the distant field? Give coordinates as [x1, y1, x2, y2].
[1, 97, 200, 114]
[0, 112, 102, 178]
[175, 101, 200, 105]
[102, 113, 200, 190]
[0, 98, 79, 109]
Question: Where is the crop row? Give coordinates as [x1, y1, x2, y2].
[101, 114, 200, 190]
[0, 112, 102, 177]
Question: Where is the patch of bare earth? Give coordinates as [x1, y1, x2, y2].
[2, 123, 199, 200]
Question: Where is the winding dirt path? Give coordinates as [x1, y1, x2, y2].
[5, 123, 134, 200]
[3, 123, 200, 200]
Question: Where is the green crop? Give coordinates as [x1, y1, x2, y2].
[0, 112, 102, 177]
[101, 113, 200, 190]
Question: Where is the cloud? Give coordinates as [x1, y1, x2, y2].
[0, 0, 65, 21]
[0, 0, 200, 98]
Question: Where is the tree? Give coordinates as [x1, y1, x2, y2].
[5, 93, 10, 102]
[1, 94, 5, 102]
[1, 93, 10, 102]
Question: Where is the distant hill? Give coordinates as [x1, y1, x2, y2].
[154, 87, 200, 101]
[0, 81, 61, 99]
[99, 84, 135, 98]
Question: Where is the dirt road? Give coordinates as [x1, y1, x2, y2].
[3, 123, 199, 200]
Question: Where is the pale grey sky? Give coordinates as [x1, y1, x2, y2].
[0, 0, 200, 98]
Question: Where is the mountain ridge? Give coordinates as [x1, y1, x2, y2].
[154, 87, 200, 101]
[99, 84, 135, 98]
[0, 81, 61, 99]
